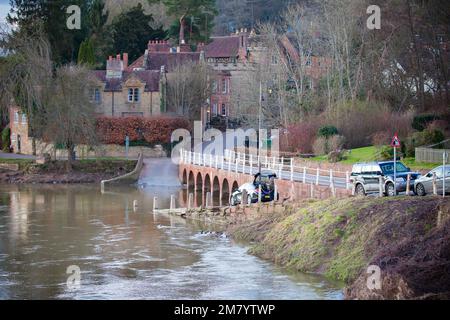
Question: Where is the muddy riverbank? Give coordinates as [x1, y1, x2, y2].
[0, 159, 137, 184]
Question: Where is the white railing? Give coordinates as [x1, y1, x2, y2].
[180, 149, 351, 190]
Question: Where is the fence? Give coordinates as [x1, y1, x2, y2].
[415, 147, 450, 163]
[180, 149, 351, 190]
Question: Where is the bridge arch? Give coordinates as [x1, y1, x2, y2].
[231, 181, 239, 193]
[222, 179, 230, 205]
[212, 176, 220, 206]
[182, 169, 187, 185]
[188, 171, 195, 189]
[204, 174, 212, 192]
[195, 172, 202, 191]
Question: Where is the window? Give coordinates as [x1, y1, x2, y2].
[92, 88, 101, 103]
[222, 79, 228, 94]
[221, 104, 227, 116]
[14, 112, 19, 123]
[21, 114, 27, 124]
[305, 56, 312, 66]
[212, 103, 218, 115]
[271, 55, 278, 65]
[380, 162, 409, 175]
[128, 88, 140, 103]
[212, 80, 217, 93]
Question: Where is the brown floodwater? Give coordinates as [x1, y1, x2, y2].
[0, 159, 343, 300]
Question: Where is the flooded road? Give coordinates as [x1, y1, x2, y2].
[0, 159, 343, 300]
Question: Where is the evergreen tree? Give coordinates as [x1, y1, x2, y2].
[7, 0, 90, 64]
[89, 0, 108, 36]
[78, 39, 95, 66]
[109, 4, 166, 63]
[148, 0, 218, 44]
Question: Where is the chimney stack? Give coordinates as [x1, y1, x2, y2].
[123, 53, 128, 69]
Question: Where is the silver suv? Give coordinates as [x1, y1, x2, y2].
[350, 161, 420, 196]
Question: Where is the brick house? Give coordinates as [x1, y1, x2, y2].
[9, 106, 31, 154]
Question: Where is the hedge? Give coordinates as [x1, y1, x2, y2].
[96, 117, 191, 145]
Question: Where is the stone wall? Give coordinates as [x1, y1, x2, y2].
[97, 89, 161, 117]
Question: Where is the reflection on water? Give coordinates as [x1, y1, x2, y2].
[0, 183, 343, 300]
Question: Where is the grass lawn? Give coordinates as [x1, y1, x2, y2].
[310, 146, 441, 171]
[311, 146, 378, 164]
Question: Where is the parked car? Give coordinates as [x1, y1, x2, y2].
[230, 171, 279, 206]
[350, 161, 421, 196]
[414, 165, 450, 196]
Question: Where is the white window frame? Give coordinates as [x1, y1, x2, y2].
[128, 88, 134, 102]
[133, 88, 140, 102]
[221, 104, 227, 116]
[222, 79, 227, 94]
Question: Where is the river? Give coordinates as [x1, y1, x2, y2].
[0, 159, 343, 300]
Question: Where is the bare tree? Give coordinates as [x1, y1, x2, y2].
[0, 25, 53, 155]
[36, 65, 98, 171]
[166, 61, 212, 120]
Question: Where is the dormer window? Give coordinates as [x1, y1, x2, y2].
[128, 88, 140, 103]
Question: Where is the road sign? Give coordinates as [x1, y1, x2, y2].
[391, 134, 401, 148]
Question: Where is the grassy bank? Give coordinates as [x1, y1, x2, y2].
[229, 196, 450, 299]
[310, 146, 440, 171]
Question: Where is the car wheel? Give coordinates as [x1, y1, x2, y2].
[386, 183, 395, 197]
[415, 183, 426, 196]
[355, 184, 366, 196]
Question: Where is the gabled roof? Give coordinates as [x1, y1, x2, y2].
[93, 70, 160, 92]
[146, 52, 201, 72]
[205, 36, 241, 58]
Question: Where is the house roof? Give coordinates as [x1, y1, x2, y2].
[93, 70, 160, 92]
[127, 54, 146, 71]
[205, 36, 241, 58]
[146, 52, 201, 72]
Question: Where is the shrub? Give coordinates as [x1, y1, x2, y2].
[313, 135, 345, 156]
[412, 114, 441, 131]
[280, 118, 322, 154]
[1, 127, 10, 152]
[403, 128, 445, 157]
[328, 150, 346, 163]
[324, 100, 413, 149]
[318, 125, 338, 138]
[375, 145, 395, 161]
[313, 136, 328, 156]
[329, 135, 345, 152]
[96, 117, 191, 145]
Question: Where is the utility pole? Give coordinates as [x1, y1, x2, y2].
[258, 80, 262, 202]
[258, 80, 262, 175]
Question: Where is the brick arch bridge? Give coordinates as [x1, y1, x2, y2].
[178, 161, 351, 208]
